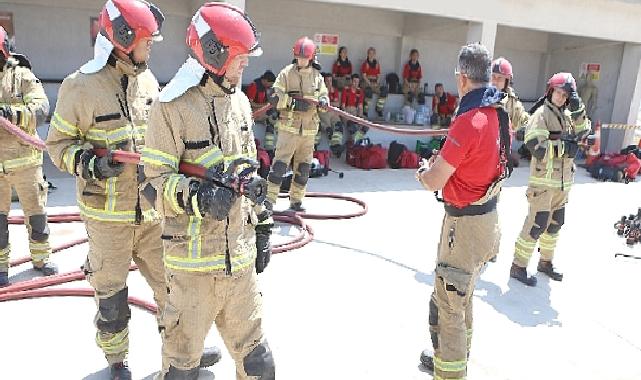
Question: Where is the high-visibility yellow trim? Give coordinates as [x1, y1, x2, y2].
[164, 248, 255, 273]
[1, 150, 43, 171]
[433, 356, 467, 372]
[50, 112, 80, 137]
[97, 327, 129, 355]
[188, 216, 202, 259]
[141, 148, 179, 171]
[525, 128, 549, 142]
[105, 177, 117, 212]
[163, 174, 184, 214]
[62, 144, 84, 175]
[183, 147, 224, 169]
[528, 177, 573, 190]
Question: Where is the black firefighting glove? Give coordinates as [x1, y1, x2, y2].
[568, 93, 584, 121]
[291, 98, 310, 112]
[79, 149, 125, 180]
[515, 128, 526, 142]
[186, 181, 237, 221]
[255, 223, 272, 273]
[268, 93, 279, 109]
[0, 105, 12, 120]
[563, 139, 579, 158]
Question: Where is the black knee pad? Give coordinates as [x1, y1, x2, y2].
[529, 211, 550, 239]
[428, 298, 439, 349]
[0, 214, 8, 249]
[547, 207, 565, 234]
[267, 160, 288, 185]
[294, 162, 311, 186]
[166, 366, 199, 380]
[141, 183, 157, 205]
[96, 287, 131, 333]
[28, 214, 49, 242]
[243, 341, 275, 379]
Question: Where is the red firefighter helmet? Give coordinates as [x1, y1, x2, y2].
[187, 2, 262, 76]
[492, 57, 513, 79]
[0, 26, 9, 60]
[99, 0, 164, 55]
[293, 37, 316, 60]
[547, 72, 577, 95]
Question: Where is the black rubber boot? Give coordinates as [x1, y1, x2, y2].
[0, 271, 8, 287]
[165, 366, 199, 380]
[33, 262, 58, 276]
[289, 202, 306, 212]
[510, 263, 537, 286]
[537, 260, 563, 281]
[419, 349, 434, 373]
[199, 346, 222, 368]
[110, 362, 132, 380]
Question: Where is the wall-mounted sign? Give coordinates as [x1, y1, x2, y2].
[314, 33, 339, 56]
[580, 63, 601, 81]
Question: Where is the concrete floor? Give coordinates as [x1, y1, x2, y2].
[1, 156, 640, 380]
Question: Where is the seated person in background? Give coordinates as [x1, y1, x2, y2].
[361, 46, 381, 94]
[244, 70, 276, 119]
[403, 49, 422, 101]
[431, 83, 457, 127]
[342, 74, 364, 117]
[332, 46, 353, 90]
[321, 72, 345, 158]
[342, 74, 365, 141]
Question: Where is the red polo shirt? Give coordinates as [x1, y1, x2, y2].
[361, 60, 380, 78]
[440, 107, 501, 208]
[333, 60, 353, 77]
[341, 87, 363, 108]
[328, 88, 341, 105]
[245, 81, 267, 104]
[403, 61, 422, 81]
[432, 93, 457, 116]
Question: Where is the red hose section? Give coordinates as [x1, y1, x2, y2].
[9, 237, 88, 267]
[0, 288, 158, 313]
[0, 116, 47, 151]
[276, 192, 368, 220]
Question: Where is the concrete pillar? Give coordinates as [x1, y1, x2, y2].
[466, 21, 497, 57]
[607, 42, 641, 152]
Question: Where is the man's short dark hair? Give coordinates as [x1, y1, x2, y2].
[351, 73, 360, 80]
[457, 43, 491, 83]
[261, 70, 276, 82]
[435, 83, 444, 89]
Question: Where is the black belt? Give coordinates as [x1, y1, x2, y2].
[444, 196, 498, 217]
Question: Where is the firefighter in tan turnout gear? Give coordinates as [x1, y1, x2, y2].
[510, 72, 591, 286]
[45, 1, 219, 378]
[142, 3, 275, 379]
[265, 36, 329, 212]
[491, 57, 530, 134]
[0, 26, 57, 286]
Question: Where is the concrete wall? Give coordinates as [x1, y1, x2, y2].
[546, 34, 624, 123]
[246, 0, 404, 83]
[305, 0, 641, 44]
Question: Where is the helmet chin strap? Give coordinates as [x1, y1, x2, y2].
[206, 71, 236, 95]
[127, 51, 147, 70]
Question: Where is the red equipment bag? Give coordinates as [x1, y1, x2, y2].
[348, 144, 387, 169]
[398, 149, 420, 169]
[314, 150, 331, 170]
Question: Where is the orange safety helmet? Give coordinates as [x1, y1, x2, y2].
[293, 36, 316, 60]
[99, 0, 164, 55]
[492, 57, 513, 79]
[187, 2, 262, 76]
[547, 72, 577, 95]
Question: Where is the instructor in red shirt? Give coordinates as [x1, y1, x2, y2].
[416, 43, 512, 380]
